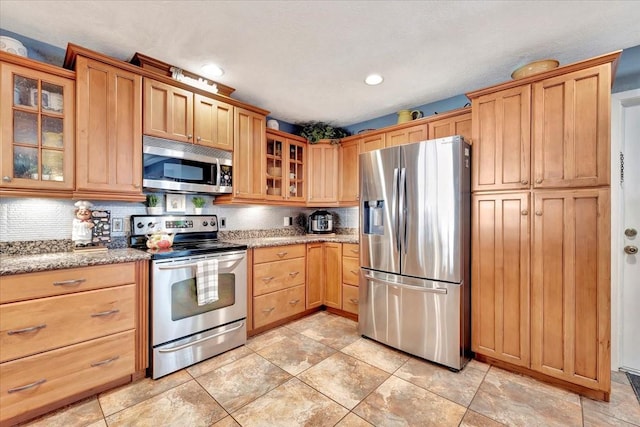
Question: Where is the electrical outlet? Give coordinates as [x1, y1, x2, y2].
[283, 216, 292, 226]
[112, 217, 124, 232]
[220, 217, 226, 228]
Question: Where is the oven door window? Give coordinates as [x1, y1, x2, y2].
[171, 273, 235, 321]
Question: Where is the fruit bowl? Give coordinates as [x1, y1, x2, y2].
[146, 230, 175, 249]
[511, 59, 559, 80]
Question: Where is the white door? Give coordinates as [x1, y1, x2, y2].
[612, 89, 640, 375]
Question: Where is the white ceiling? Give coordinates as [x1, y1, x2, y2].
[2, 1, 640, 127]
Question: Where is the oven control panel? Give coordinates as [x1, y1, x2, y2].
[131, 215, 218, 235]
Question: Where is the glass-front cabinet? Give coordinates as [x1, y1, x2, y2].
[0, 62, 74, 192]
[265, 130, 306, 202]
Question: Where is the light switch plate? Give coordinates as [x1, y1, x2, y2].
[112, 217, 123, 232]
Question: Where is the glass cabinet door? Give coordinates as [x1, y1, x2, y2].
[266, 134, 284, 199]
[1, 63, 73, 190]
[287, 141, 305, 201]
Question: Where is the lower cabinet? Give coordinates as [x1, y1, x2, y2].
[252, 244, 306, 329]
[306, 243, 324, 309]
[472, 189, 611, 398]
[341, 243, 360, 315]
[0, 261, 147, 425]
[323, 242, 342, 309]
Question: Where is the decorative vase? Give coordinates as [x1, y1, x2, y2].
[397, 109, 412, 124]
[194, 208, 203, 215]
[147, 206, 163, 215]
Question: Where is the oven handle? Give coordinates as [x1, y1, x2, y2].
[157, 322, 245, 353]
[156, 255, 244, 272]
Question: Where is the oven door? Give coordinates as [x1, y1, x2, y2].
[151, 250, 247, 347]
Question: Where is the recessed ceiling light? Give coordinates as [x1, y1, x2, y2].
[365, 74, 383, 85]
[201, 63, 224, 78]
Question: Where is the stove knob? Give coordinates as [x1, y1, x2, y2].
[210, 218, 217, 227]
[202, 221, 208, 226]
[136, 222, 144, 229]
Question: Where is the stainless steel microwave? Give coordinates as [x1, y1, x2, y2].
[142, 136, 232, 194]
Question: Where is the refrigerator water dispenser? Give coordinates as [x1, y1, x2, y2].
[363, 200, 385, 235]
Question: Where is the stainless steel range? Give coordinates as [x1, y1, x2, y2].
[130, 214, 248, 379]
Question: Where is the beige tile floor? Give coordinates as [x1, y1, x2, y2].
[21, 311, 640, 427]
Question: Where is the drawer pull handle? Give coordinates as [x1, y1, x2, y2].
[349, 298, 359, 304]
[289, 271, 299, 277]
[52, 278, 86, 286]
[91, 309, 120, 318]
[276, 251, 288, 258]
[262, 307, 276, 313]
[8, 324, 47, 335]
[350, 270, 359, 275]
[8, 379, 46, 393]
[289, 299, 300, 305]
[262, 276, 275, 283]
[91, 356, 120, 367]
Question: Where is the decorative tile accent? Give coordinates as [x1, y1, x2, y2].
[104, 380, 226, 426]
[297, 352, 390, 410]
[353, 375, 467, 426]
[195, 352, 291, 413]
[232, 378, 348, 426]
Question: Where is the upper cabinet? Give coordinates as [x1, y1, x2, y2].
[359, 132, 385, 153]
[427, 108, 472, 141]
[265, 130, 306, 203]
[307, 141, 339, 205]
[143, 78, 233, 151]
[338, 138, 360, 204]
[230, 107, 266, 201]
[532, 65, 611, 188]
[73, 54, 143, 201]
[0, 58, 75, 196]
[386, 123, 428, 147]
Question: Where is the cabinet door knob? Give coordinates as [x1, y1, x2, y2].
[521, 180, 528, 185]
[188, 134, 193, 139]
[2, 176, 11, 182]
[196, 136, 201, 142]
[535, 178, 543, 184]
[535, 211, 543, 216]
[521, 210, 528, 216]
[133, 183, 140, 188]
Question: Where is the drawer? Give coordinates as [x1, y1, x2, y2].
[0, 330, 135, 424]
[342, 284, 359, 315]
[342, 256, 360, 286]
[342, 243, 360, 258]
[0, 263, 136, 303]
[253, 244, 305, 263]
[253, 258, 305, 296]
[0, 285, 135, 363]
[253, 285, 305, 328]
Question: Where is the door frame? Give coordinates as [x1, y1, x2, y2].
[610, 88, 640, 370]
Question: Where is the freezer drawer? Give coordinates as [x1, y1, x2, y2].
[358, 269, 468, 370]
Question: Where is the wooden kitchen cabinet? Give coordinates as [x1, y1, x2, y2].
[143, 78, 234, 151]
[306, 243, 324, 309]
[0, 261, 148, 426]
[73, 54, 144, 201]
[265, 130, 306, 203]
[427, 107, 472, 141]
[471, 192, 530, 367]
[0, 57, 75, 196]
[471, 85, 531, 192]
[230, 107, 266, 201]
[323, 242, 342, 309]
[338, 138, 360, 205]
[307, 141, 339, 205]
[359, 132, 385, 153]
[467, 51, 619, 401]
[143, 78, 193, 142]
[532, 65, 611, 189]
[341, 243, 360, 316]
[531, 189, 610, 391]
[385, 123, 428, 147]
[252, 245, 306, 329]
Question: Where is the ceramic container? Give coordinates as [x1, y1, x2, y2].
[511, 59, 559, 80]
[0, 36, 27, 57]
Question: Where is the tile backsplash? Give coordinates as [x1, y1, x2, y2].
[0, 197, 359, 242]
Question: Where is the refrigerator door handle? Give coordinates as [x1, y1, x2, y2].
[399, 167, 407, 254]
[362, 273, 448, 294]
[393, 167, 400, 252]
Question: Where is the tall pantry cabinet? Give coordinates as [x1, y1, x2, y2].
[468, 51, 619, 401]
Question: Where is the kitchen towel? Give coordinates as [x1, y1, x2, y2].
[196, 259, 219, 306]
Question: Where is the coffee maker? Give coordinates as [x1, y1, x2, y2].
[308, 210, 334, 234]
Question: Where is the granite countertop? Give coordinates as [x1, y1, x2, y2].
[0, 248, 151, 276]
[224, 234, 359, 248]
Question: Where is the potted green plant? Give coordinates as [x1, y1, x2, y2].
[192, 196, 206, 214]
[146, 194, 162, 215]
[296, 121, 350, 144]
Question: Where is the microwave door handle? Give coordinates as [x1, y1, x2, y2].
[216, 159, 220, 187]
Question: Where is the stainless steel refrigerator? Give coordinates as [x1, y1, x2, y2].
[359, 135, 471, 370]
